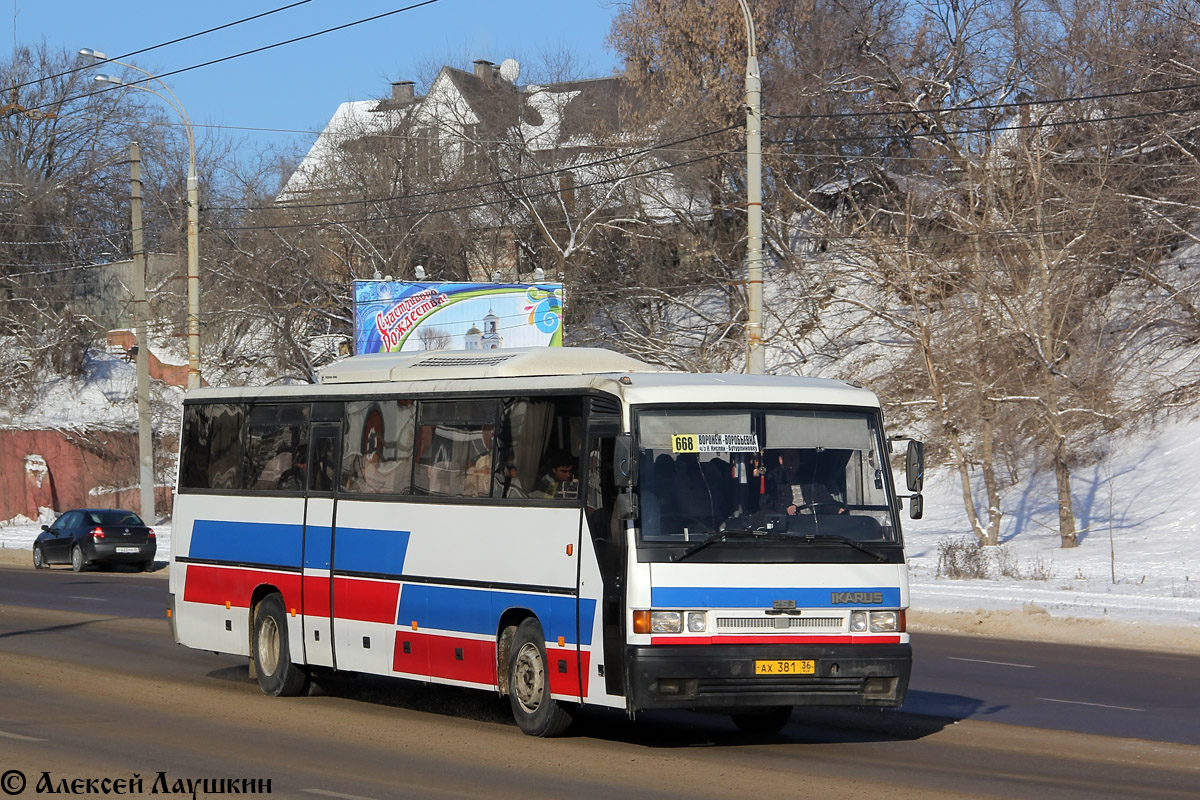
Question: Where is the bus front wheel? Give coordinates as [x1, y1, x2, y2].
[507, 618, 573, 737]
[252, 593, 310, 697]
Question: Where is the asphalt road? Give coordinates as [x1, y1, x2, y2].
[1, 564, 1198, 799]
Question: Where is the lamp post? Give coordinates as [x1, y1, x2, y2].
[735, 0, 765, 374]
[81, 50, 202, 390]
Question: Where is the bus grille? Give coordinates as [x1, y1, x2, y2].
[716, 616, 843, 631]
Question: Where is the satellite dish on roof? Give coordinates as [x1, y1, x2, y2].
[499, 58, 521, 83]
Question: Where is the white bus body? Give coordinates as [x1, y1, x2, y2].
[168, 348, 916, 736]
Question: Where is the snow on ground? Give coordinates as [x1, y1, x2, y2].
[904, 416, 1200, 628]
[0, 348, 184, 430]
[2, 416, 1198, 636]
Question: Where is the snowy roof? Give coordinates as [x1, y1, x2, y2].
[280, 99, 412, 200]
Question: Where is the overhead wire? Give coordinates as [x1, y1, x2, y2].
[16, 1, 445, 118]
[0, 0, 317, 97]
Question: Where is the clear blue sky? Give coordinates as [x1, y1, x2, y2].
[13, 0, 622, 158]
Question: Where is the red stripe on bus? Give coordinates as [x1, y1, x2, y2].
[392, 631, 496, 685]
[649, 635, 903, 646]
[392, 630, 430, 678]
[333, 577, 400, 624]
[547, 646, 590, 698]
[183, 564, 301, 611]
[303, 575, 330, 617]
[391, 632, 590, 698]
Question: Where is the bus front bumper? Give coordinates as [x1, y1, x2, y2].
[626, 642, 911, 712]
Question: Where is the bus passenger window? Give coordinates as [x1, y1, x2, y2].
[413, 400, 497, 498]
[342, 400, 414, 495]
[495, 396, 583, 503]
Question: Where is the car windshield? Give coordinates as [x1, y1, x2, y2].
[87, 510, 144, 526]
[636, 407, 898, 547]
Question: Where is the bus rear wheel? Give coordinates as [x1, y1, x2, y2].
[252, 593, 310, 697]
[507, 618, 573, 737]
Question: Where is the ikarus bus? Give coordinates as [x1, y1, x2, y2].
[167, 347, 924, 736]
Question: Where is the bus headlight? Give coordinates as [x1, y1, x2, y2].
[851, 610, 902, 633]
[687, 611, 707, 632]
[869, 610, 899, 632]
[650, 611, 683, 633]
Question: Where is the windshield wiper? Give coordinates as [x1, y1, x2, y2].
[799, 533, 889, 562]
[671, 530, 758, 562]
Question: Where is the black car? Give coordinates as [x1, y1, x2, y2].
[33, 508, 156, 572]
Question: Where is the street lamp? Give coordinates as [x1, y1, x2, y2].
[735, 0, 765, 374]
[82, 49, 202, 390]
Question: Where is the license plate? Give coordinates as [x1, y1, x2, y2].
[115, 547, 140, 554]
[755, 659, 815, 675]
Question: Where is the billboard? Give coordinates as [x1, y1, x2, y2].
[353, 281, 564, 355]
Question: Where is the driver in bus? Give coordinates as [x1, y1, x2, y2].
[766, 449, 846, 515]
[536, 451, 577, 499]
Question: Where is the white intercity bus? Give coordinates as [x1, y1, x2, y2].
[168, 347, 923, 736]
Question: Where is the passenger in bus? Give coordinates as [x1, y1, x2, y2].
[765, 449, 846, 515]
[674, 453, 724, 530]
[643, 454, 677, 519]
[277, 445, 307, 491]
[536, 451, 577, 498]
[463, 426, 494, 497]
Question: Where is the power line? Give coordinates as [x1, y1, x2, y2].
[765, 79, 1200, 122]
[18, 1, 445, 118]
[221, 124, 739, 213]
[209, 149, 734, 234]
[1, 0, 316, 96]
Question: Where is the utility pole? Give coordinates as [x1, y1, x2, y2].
[130, 142, 155, 523]
[186, 169, 200, 389]
[737, 0, 765, 374]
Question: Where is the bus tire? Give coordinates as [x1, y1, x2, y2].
[252, 593, 310, 697]
[507, 618, 573, 737]
[730, 705, 792, 735]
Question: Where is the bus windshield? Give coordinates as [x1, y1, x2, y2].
[636, 407, 899, 547]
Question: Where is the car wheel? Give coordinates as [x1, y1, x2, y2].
[139, 561, 154, 573]
[252, 593, 310, 697]
[70, 545, 85, 572]
[507, 618, 573, 737]
[730, 706, 793, 735]
[33, 546, 46, 570]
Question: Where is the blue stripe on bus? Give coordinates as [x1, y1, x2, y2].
[650, 586, 901, 608]
[397, 585, 596, 646]
[303, 525, 332, 569]
[333, 527, 410, 575]
[190, 520, 304, 568]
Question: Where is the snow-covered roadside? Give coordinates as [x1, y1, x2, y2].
[902, 417, 1200, 632]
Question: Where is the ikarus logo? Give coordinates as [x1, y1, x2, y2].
[831, 591, 884, 605]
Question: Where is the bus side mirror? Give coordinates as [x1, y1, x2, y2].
[614, 434, 638, 488]
[616, 492, 639, 521]
[905, 440, 925, 493]
[909, 493, 924, 520]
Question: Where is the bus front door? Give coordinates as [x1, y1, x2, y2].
[584, 430, 627, 698]
[301, 423, 340, 669]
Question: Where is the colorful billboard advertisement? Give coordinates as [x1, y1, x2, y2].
[353, 281, 564, 355]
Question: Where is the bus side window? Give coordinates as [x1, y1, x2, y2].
[342, 400, 415, 495]
[413, 400, 496, 498]
[496, 396, 583, 503]
[181, 403, 244, 491]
